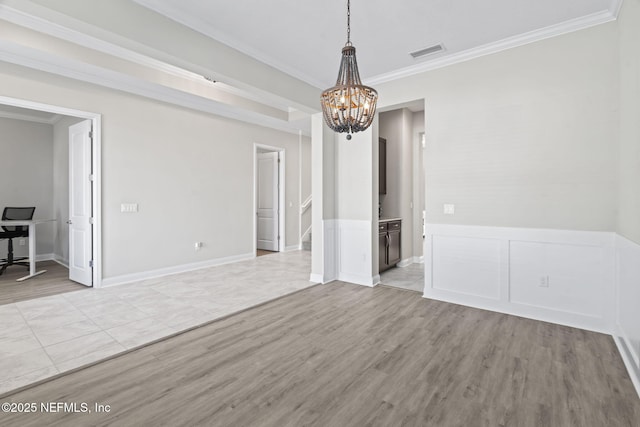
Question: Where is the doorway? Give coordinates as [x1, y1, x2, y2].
[0, 96, 102, 291]
[254, 144, 285, 256]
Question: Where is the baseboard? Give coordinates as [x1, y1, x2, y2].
[53, 255, 69, 268]
[613, 334, 640, 399]
[397, 258, 413, 268]
[413, 255, 424, 264]
[613, 233, 640, 398]
[284, 245, 300, 252]
[422, 290, 610, 334]
[337, 272, 377, 287]
[35, 253, 55, 262]
[101, 252, 254, 287]
[309, 273, 324, 284]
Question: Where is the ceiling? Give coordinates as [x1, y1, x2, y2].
[133, 0, 618, 88]
[0, 0, 619, 135]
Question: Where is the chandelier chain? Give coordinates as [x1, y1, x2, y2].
[346, 0, 351, 46]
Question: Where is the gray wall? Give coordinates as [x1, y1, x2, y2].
[0, 63, 309, 280]
[0, 117, 54, 257]
[376, 21, 619, 233]
[618, 0, 640, 245]
[379, 108, 415, 261]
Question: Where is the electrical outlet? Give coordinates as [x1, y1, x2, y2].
[443, 204, 455, 215]
[539, 276, 549, 287]
[19, 238, 26, 246]
[120, 203, 138, 213]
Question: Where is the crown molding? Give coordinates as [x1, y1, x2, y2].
[365, 8, 619, 86]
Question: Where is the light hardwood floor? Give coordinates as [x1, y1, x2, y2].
[1, 281, 638, 426]
[0, 261, 85, 306]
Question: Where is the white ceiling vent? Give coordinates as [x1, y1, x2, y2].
[410, 44, 445, 59]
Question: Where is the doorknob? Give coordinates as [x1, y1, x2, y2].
[67, 220, 72, 224]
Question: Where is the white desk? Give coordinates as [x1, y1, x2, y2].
[0, 219, 55, 281]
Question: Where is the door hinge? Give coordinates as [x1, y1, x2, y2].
[278, 235, 280, 240]
[89, 260, 94, 268]
[89, 217, 94, 224]
[89, 131, 93, 139]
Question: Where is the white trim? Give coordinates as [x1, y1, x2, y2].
[102, 252, 254, 287]
[284, 245, 300, 252]
[338, 272, 377, 287]
[335, 219, 377, 287]
[34, 253, 54, 262]
[0, 36, 310, 137]
[613, 232, 640, 398]
[367, 10, 619, 86]
[0, 110, 60, 124]
[0, 96, 102, 288]
[53, 255, 69, 269]
[300, 225, 312, 242]
[298, 130, 302, 249]
[614, 335, 640, 399]
[309, 273, 325, 284]
[253, 143, 286, 253]
[423, 224, 616, 334]
[397, 258, 413, 268]
[300, 195, 312, 214]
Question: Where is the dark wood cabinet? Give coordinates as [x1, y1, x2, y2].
[379, 137, 387, 195]
[379, 220, 401, 273]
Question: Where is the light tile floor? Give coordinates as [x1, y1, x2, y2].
[379, 263, 425, 293]
[0, 250, 314, 395]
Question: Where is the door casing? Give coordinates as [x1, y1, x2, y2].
[253, 143, 285, 254]
[0, 96, 102, 287]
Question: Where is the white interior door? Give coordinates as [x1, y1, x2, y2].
[257, 152, 279, 251]
[68, 120, 93, 286]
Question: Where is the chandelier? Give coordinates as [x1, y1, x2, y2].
[321, 0, 378, 140]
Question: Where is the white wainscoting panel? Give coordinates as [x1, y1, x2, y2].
[510, 241, 606, 317]
[432, 235, 502, 300]
[614, 234, 640, 396]
[337, 220, 376, 286]
[424, 224, 615, 333]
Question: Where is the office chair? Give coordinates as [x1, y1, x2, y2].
[0, 207, 36, 276]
